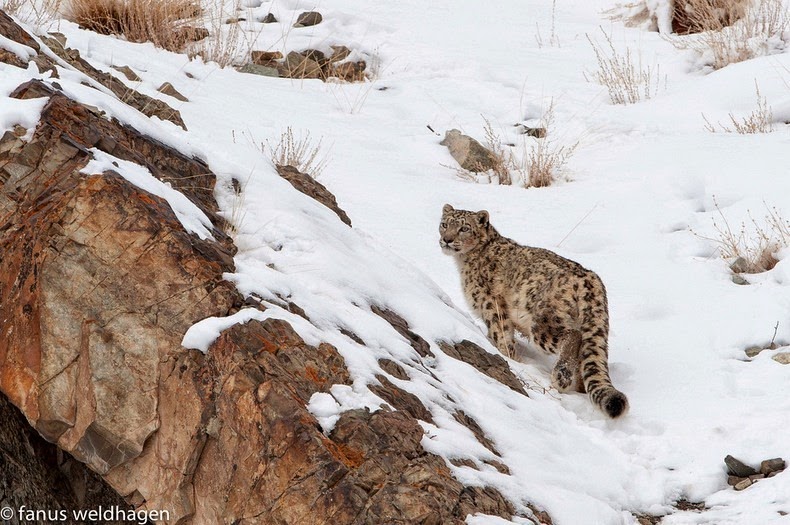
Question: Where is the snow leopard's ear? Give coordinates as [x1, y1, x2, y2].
[477, 210, 489, 226]
[442, 204, 454, 214]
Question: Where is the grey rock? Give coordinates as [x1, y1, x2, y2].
[772, 352, 790, 365]
[745, 346, 764, 358]
[440, 129, 499, 172]
[294, 11, 323, 27]
[260, 12, 277, 23]
[730, 257, 750, 274]
[238, 63, 280, 77]
[748, 473, 765, 482]
[731, 274, 749, 285]
[279, 51, 323, 79]
[725, 455, 757, 477]
[760, 458, 786, 475]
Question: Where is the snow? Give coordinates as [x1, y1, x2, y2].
[4, 0, 790, 523]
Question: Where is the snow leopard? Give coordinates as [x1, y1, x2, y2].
[439, 204, 628, 418]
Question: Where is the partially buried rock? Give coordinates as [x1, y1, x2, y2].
[238, 63, 280, 77]
[113, 65, 141, 82]
[440, 129, 499, 172]
[725, 455, 757, 478]
[279, 51, 323, 79]
[772, 352, 790, 365]
[733, 478, 752, 491]
[260, 12, 277, 23]
[157, 82, 188, 102]
[294, 11, 322, 27]
[331, 60, 366, 82]
[251, 50, 283, 66]
[760, 458, 786, 476]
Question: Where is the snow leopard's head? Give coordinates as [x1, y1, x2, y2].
[439, 204, 491, 255]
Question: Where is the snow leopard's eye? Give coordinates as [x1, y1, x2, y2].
[440, 222, 447, 229]
[460, 226, 470, 232]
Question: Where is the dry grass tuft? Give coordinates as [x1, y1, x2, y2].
[669, 0, 788, 69]
[265, 126, 329, 179]
[3, 0, 63, 25]
[703, 83, 773, 133]
[585, 28, 660, 105]
[65, 0, 203, 53]
[703, 198, 790, 274]
[453, 103, 577, 189]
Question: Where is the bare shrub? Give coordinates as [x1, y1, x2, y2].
[585, 28, 660, 105]
[3, 0, 63, 25]
[194, 0, 245, 67]
[265, 127, 328, 179]
[669, 0, 788, 69]
[703, 198, 790, 274]
[703, 82, 773, 133]
[673, 0, 747, 34]
[65, 0, 203, 53]
[451, 103, 577, 188]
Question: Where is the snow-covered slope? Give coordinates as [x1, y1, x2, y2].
[5, 0, 790, 523]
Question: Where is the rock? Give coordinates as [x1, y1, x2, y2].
[302, 48, 328, 67]
[279, 50, 324, 79]
[727, 475, 743, 486]
[760, 458, 786, 476]
[731, 274, 749, 285]
[238, 63, 280, 77]
[371, 306, 433, 357]
[39, 35, 186, 129]
[294, 11, 322, 27]
[369, 374, 434, 422]
[733, 478, 753, 491]
[260, 12, 278, 23]
[157, 81, 189, 102]
[749, 473, 765, 482]
[517, 124, 547, 138]
[0, 393, 133, 516]
[772, 352, 790, 365]
[440, 340, 528, 395]
[0, 9, 40, 51]
[440, 129, 499, 172]
[745, 346, 764, 358]
[729, 256, 750, 274]
[276, 165, 352, 225]
[173, 26, 210, 45]
[251, 49, 283, 66]
[329, 45, 351, 63]
[112, 64, 141, 81]
[725, 455, 758, 478]
[331, 60, 367, 82]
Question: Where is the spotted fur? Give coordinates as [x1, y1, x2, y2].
[439, 204, 628, 418]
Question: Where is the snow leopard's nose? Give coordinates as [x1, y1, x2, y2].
[442, 235, 453, 243]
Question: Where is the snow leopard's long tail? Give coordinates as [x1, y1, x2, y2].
[579, 335, 629, 418]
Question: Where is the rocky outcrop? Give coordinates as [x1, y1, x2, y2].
[0, 392, 132, 523]
[277, 164, 352, 226]
[0, 11, 532, 524]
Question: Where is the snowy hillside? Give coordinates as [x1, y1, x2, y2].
[4, 0, 790, 523]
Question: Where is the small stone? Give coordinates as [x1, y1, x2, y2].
[250, 50, 283, 66]
[725, 455, 757, 478]
[302, 49, 327, 66]
[157, 82, 189, 102]
[237, 63, 280, 77]
[225, 17, 246, 23]
[772, 352, 790, 365]
[330, 60, 366, 82]
[329, 45, 351, 63]
[745, 346, 764, 358]
[731, 274, 749, 285]
[260, 13, 277, 23]
[727, 475, 743, 486]
[729, 257, 750, 274]
[440, 129, 499, 172]
[518, 125, 547, 138]
[760, 458, 786, 476]
[279, 51, 323, 79]
[113, 65, 141, 82]
[12, 125, 26, 137]
[734, 478, 753, 491]
[748, 474, 765, 482]
[294, 11, 322, 27]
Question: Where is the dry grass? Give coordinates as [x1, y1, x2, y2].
[265, 126, 329, 179]
[585, 28, 660, 105]
[193, 0, 245, 67]
[452, 103, 577, 189]
[703, 82, 773, 133]
[669, 0, 788, 69]
[2, 0, 63, 25]
[703, 198, 790, 274]
[65, 0, 203, 53]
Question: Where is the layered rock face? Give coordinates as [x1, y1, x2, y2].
[0, 12, 533, 524]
